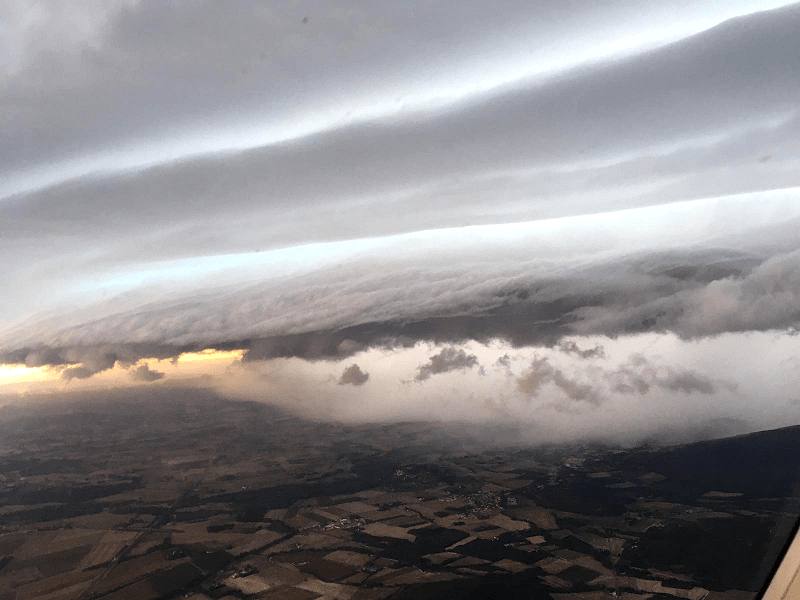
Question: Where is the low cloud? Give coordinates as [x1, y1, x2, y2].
[415, 347, 479, 381]
[607, 354, 727, 395]
[61, 349, 119, 381]
[516, 357, 601, 405]
[128, 363, 166, 382]
[494, 354, 514, 376]
[62, 365, 99, 381]
[515, 351, 732, 406]
[53, 345, 180, 381]
[338, 364, 369, 386]
[558, 341, 605, 359]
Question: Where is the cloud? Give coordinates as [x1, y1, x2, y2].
[60, 348, 120, 381]
[36, 344, 181, 381]
[3, 2, 800, 324]
[659, 370, 716, 394]
[558, 340, 605, 359]
[415, 347, 479, 381]
[61, 365, 100, 382]
[128, 363, 166, 382]
[606, 354, 726, 395]
[5, 1, 795, 191]
[573, 248, 800, 340]
[514, 351, 735, 406]
[2, 240, 798, 375]
[3, 2, 800, 452]
[338, 364, 369, 386]
[2, 4, 800, 377]
[495, 354, 512, 369]
[516, 357, 601, 405]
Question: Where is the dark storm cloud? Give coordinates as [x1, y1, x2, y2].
[338, 364, 369, 387]
[245, 336, 377, 363]
[62, 365, 100, 382]
[128, 363, 166, 382]
[415, 347, 479, 381]
[659, 371, 718, 394]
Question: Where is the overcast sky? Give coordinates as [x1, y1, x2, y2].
[1, 1, 799, 442]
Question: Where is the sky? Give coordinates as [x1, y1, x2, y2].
[1, 0, 799, 444]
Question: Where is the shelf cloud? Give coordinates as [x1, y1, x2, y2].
[2, 227, 797, 374]
[1, 0, 798, 443]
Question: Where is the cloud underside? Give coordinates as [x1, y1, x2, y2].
[3, 243, 798, 378]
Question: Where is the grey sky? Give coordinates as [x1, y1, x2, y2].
[2, 1, 792, 185]
[1, 1, 799, 397]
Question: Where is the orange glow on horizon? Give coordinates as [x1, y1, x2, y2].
[0, 363, 58, 385]
[0, 348, 245, 390]
[176, 349, 245, 363]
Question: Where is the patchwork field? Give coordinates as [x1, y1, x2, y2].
[1, 390, 797, 599]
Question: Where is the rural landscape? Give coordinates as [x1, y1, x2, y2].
[1, 387, 796, 600]
[3, 2, 800, 599]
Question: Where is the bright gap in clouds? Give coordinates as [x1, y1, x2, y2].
[0, 349, 244, 393]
